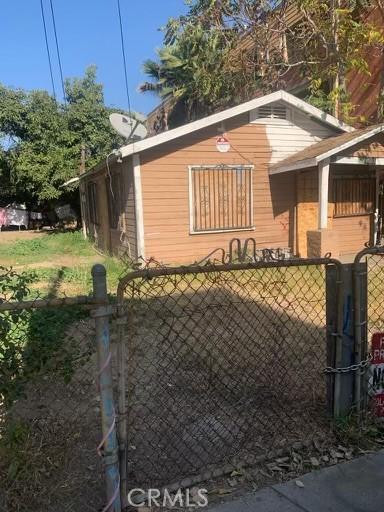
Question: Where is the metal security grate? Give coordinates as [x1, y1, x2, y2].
[333, 177, 375, 217]
[190, 166, 253, 232]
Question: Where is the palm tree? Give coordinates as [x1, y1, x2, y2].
[140, 24, 239, 122]
[139, 47, 187, 101]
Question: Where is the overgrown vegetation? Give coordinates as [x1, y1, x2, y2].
[0, 265, 91, 407]
[0, 231, 123, 408]
[0, 238, 107, 510]
[141, 0, 384, 124]
[335, 413, 384, 450]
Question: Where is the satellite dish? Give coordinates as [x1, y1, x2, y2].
[109, 113, 148, 141]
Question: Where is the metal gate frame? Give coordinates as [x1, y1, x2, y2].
[354, 246, 384, 415]
[116, 257, 344, 505]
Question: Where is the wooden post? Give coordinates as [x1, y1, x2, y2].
[318, 159, 330, 230]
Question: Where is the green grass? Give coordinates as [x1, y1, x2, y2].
[30, 257, 124, 296]
[0, 231, 128, 296]
[0, 231, 94, 265]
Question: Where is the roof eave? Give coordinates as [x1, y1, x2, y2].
[120, 90, 353, 159]
[270, 125, 384, 175]
[269, 158, 317, 175]
[79, 153, 119, 180]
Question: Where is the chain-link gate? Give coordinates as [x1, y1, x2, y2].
[116, 258, 342, 498]
[354, 246, 384, 416]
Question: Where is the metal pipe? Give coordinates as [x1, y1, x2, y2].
[117, 304, 128, 509]
[117, 257, 341, 300]
[333, 261, 345, 418]
[92, 264, 121, 512]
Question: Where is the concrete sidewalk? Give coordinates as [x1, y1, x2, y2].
[208, 450, 384, 512]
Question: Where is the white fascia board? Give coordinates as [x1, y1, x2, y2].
[332, 156, 377, 165]
[133, 154, 145, 260]
[315, 125, 384, 165]
[333, 156, 384, 166]
[280, 91, 354, 133]
[269, 158, 317, 175]
[120, 90, 353, 159]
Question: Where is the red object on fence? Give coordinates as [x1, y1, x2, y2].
[370, 333, 384, 417]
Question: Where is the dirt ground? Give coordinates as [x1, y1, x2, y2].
[120, 265, 330, 489]
[0, 318, 105, 512]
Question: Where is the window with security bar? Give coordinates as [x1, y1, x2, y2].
[190, 165, 253, 232]
[333, 176, 375, 217]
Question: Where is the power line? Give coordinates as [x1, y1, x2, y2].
[39, 0, 56, 100]
[49, 0, 66, 103]
[116, 0, 132, 116]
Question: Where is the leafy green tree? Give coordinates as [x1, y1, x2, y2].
[5, 90, 71, 203]
[65, 65, 124, 170]
[0, 66, 124, 205]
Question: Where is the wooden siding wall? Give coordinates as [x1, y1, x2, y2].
[297, 166, 374, 258]
[116, 157, 137, 258]
[140, 114, 296, 265]
[251, 105, 339, 164]
[82, 157, 137, 257]
[84, 172, 110, 252]
[331, 215, 371, 255]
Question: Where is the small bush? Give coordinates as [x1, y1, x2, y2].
[0, 266, 87, 407]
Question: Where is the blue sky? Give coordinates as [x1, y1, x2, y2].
[1, 1, 187, 115]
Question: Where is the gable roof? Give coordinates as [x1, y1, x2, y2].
[119, 90, 354, 160]
[270, 124, 384, 174]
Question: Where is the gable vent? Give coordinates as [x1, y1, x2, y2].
[256, 104, 288, 120]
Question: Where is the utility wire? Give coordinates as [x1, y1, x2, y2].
[49, 0, 66, 103]
[116, 0, 133, 119]
[39, 0, 56, 100]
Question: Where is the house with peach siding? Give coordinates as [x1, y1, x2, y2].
[80, 90, 384, 265]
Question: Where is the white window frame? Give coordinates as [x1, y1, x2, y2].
[188, 165, 255, 235]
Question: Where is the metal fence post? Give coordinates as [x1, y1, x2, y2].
[116, 304, 128, 509]
[326, 263, 354, 417]
[92, 264, 121, 512]
[353, 255, 368, 417]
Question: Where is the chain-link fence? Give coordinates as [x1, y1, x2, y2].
[116, 259, 340, 493]
[0, 267, 106, 512]
[3, 247, 384, 511]
[354, 247, 384, 418]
